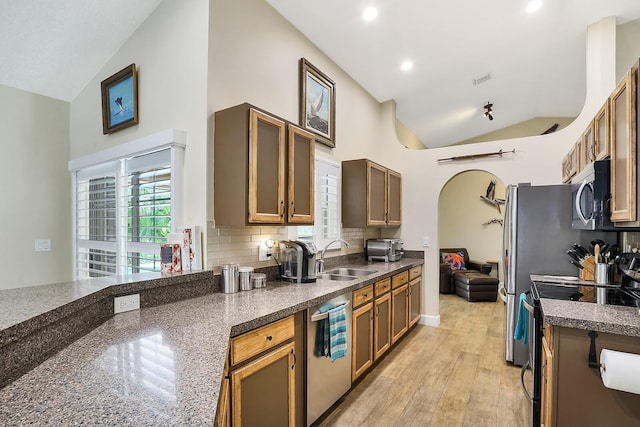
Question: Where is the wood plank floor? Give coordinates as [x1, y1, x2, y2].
[318, 294, 532, 427]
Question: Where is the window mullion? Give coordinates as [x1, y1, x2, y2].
[118, 159, 128, 275]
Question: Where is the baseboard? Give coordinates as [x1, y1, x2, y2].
[419, 314, 440, 327]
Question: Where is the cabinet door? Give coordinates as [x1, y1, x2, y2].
[541, 336, 553, 427]
[583, 124, 595, 166]
[386, 169, 402, 226]
[610, 69, 637, 223]
[352, 302, 373, 381]
[287, 125, 315, 224]
[567, 145, 577, 179]
[391, 284, 409, 344]
[231, 341, 295, 427]
[367, 161, 388, 226]
[408, 277, 421, 327]
[248, 109, 286, 223]
[594, 100, 610, 161]
[374, 293, 391, 360]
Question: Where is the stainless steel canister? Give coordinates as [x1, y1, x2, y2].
[253, 273, 267, 288]
[595, 262, 610, 304]
[221, 263, 239, 293]
[239, 267, 254, 291]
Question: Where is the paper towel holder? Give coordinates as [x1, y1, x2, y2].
[588, 330, 605, 370]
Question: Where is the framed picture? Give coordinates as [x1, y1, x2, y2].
[299, 58, 336, 148]
[101, 63, 139, 134]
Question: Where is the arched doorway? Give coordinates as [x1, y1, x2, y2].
[438, 169, 506, 295]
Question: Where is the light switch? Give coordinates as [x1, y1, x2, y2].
[35, 239, 51, 252]
[422, 237, 430, 247]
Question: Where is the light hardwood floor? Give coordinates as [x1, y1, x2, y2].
[319, 294, 532, 427]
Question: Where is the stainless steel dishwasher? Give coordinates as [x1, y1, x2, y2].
[306, 292, 352, 426]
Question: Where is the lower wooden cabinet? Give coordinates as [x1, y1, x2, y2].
[352, 301, 374, 381]
[408, 277, 421, 327]
[391, 283, 409, 344]
[374, 292, 391, 360]
[230, 342, 296, 426]
[540, 335, 553, 427]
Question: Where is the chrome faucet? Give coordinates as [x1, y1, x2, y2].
[316, 239, 351, 274]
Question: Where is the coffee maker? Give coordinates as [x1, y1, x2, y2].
[279, 240, 317, 283]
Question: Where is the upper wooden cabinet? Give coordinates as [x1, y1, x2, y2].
[593, 99, 610, 160]
[562, 146, 578, 183]
[610, 65, 637, 223]
[342, 159, 402, 227]
[214, 104, 315, 226]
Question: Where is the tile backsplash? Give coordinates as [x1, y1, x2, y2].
[206, 222, 381, 272]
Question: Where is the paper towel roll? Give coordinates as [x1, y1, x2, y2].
[600, 349, 640, 395]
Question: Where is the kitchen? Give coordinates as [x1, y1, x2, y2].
[2, 0, 640, 425]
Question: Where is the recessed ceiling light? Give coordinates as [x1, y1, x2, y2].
[401, 61, 413, 72]
[362, 6, 378, 21]
[526, 0, 542, 14]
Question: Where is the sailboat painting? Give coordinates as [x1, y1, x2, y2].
[299, 58, 336, 147]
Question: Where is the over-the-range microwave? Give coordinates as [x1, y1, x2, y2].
[570, 159, 614, 230]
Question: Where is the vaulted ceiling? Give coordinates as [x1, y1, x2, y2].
[3, 1, 640, 148]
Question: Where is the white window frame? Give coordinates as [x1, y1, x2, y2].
[69, 129, 186, 279]
[292, 156, 342, 249]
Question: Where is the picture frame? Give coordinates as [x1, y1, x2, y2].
[299, 58, 336, 148]
[101, 63, 139, 135]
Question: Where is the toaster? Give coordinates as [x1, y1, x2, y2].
[365, 239, 404, 262]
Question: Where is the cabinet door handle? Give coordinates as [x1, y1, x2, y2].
[290, 201, 295, 217]
[266, 335, 273, 341]
[375, 305, 379, 317]
[291, 349, 296, 370]
[280, 200, 285, 218]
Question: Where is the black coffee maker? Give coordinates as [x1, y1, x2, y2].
[279, 240, 317, 283]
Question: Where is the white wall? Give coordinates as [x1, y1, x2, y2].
[439, 170, 506, 280]
[70, 0, 210, 242]
[0, 85, 70, 289]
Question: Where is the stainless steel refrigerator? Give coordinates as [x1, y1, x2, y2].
[500, 183, 611, 366]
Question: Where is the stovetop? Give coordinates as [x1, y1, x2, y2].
[532, 281, 640, 308]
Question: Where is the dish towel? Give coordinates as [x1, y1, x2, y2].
[514, 292, 529, 344]
[328, 304, 347, 362]
[313, 303, 334, 357]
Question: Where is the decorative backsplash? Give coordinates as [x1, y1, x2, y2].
[206, 222, 382, 273]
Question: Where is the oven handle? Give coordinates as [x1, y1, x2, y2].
[521, 360, 532, 401]
[575, 179, 590, 226]
[498, 286, 508, 303]
[522, 298, 534, 314]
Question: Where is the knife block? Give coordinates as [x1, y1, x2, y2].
[579, 255, 595, 281]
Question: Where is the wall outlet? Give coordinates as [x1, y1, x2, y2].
[114, 294, 140, 314]
[258, 243, 272, 261]
[422, 237, 430, 247]
[34, 239, 51, 252]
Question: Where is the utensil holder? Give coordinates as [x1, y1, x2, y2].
[579, 255, 595, 281]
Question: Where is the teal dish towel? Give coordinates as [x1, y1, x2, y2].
[514, 292, 528, 344]
[328, 304, 347, 362]
[313, 303, 334, 357]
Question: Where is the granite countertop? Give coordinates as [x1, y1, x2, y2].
[0, 258, 422, 425]
[531, 274, 640, 337]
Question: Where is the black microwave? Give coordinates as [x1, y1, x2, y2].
[571, 159, 613, 230]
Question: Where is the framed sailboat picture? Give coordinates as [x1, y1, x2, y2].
[101, 63, 139, 134]
[299, 58, 336, 148]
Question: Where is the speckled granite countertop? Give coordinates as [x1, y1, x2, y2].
[531, 275, 640, 337]
[0, 259, 422, 425]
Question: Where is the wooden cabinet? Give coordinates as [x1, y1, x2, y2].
[342, 159, 402, 227]
[373, 278, 391, 360]
[594, 99, 610, 160]
[391, 282, 409, 345]
[214, 103, 314, 226]
[610, 65, 638, 223]
[581, 124, 595, 168]
[226, 316, 297, 427]
[408, 277, 421, 327]
[562, 145, 578, 183]
[352, 285, 374, 382]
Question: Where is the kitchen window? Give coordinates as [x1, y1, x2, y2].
[295, 157, 341, 248]
[69, 130, 185, 279]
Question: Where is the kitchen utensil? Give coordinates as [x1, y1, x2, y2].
[570, 259, 584, 269]
[572, 243, 589, 258]
[594, 244, 601, 263]
[567, 250, 583, 263]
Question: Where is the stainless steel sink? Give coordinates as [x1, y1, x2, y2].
[316, 274, 357, 281]
[325, 268, 377, 277]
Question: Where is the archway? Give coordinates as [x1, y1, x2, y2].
[437, 170, 506, 297]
